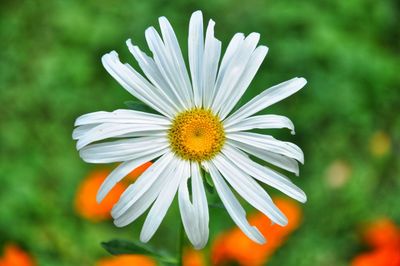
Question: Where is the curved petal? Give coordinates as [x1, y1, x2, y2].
[188, 10, 204, 107]
[224, 77, 307, 126]
[205, 161, 265, 244]
[211, 33, 260, 114]
[213, 154, 288, 226]
[223, 144, 307, 203]
[74, 109, 171, 127]
[178, 162, 209, 249]
[225, 114, 294, 134]
[79, 137, 168, 164]
[111, 152, 174, 219]
[101, 52, 176, 118]
[113, 159, 178, 227]
[96, 148, 167, 203]
[228, 139, 299, 175]
[76, 122, 168, 150]
[227, 132, 304, 163]
[140, 157, 186, 242]
[126, 39, 182, 111]
[145, 27, 192, 109]
[202, 19, 221, 109]
[218, 45, 268, 119]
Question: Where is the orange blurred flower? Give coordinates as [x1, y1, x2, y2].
[0, 244, 35, 266]
[183, 248, 206, 266]
[75, 162, 152, 222]
[212, 198, 302, 266]
[351, 219, 400, 266]
[96, 255, 156, 266]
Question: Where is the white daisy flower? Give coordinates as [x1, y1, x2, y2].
[73, 10, 307, 249]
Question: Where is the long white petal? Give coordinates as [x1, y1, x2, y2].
[223, 144, 307, 203]
[225, 114, 294, 134]
[202, 19, 221, 109]
[101, 52, 175, 117]
[79, 136, 168, 163]
[219, 45, 268, 119]
[228, 139, 299, 175]
[75, 109, 171, 127]
[96, 149, 166, 203]
[224, 77, 307, 126]
[158, 16, 193, 107]
[211, 33, 260, 114]
[210, 33, 244, 110]
[188, 10, 204, 107]
[205, 161, 265, 244]
[145, 27, 192, 109]
[178, 162, 209, 249]
[213, 154, 288, 226]
[140, 158, 187, 242]
[111, 152, 174, 219]
[113, 160, 178, 227]
[191, 162, 209, 249]
[227, 132, 304, 163]
[76, 122, 168, 150]
[126, 39, 182, 111]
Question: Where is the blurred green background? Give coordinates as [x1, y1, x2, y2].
[1, 0, 399, 265]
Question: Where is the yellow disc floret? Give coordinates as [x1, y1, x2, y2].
[168, 108, 225, 161]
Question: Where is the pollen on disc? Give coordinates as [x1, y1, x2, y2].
[168, 108, 225, 161]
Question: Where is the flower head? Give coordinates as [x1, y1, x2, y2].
[73, 10, 307, 248]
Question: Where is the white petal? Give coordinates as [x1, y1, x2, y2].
[126, 39, 182, 111]
[72, 124, 97, 140]
[101, 52, 176, 117]
[210, 33, 244, 110]
[145, 27, 192, 109]
[158, 16, 193, 107]
[225, 114, 294, 134]
[228, 139, 299, 175]
[96, 149, 166, 203]
[188, 10, 204, 107]
[211, 33, 260, 114]
[79, 137, 168, 164]
[111, 152, 174, 219]
[140, 157, 187, 242]
[223, 144, 307, 203]
[113, 160, 178, 227]
[178, 162, 209, 249]
[224, 77, 307, 126]
[75, 109, 171, 127]
[218, 46, 269, 119]
[202, 19, 221, 109]
[76, 122, 168, 150]
[213, 154, 288, 226]
[205, 161, 265, 244]
[227, 132, 304, 163]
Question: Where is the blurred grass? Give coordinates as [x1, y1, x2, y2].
[0, 0, 399, 265]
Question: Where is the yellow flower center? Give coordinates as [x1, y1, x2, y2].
[168, 108, 225, 161]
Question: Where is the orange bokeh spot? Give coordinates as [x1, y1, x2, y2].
[183, 248, 206, 266]
[0, 244, 35, 266]
[75, 169, 126, 222]
[126, 162, 153, 181]
[212, 198, 302, 266]
[351, 218, 400, 266]
[96, 255, 156, 266]
[75, 162, 152, 222]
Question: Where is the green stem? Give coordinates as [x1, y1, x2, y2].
[177, 219, 184, 266]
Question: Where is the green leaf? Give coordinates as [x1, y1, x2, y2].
[208, 202, 225, 209]
[124, 101, 161, 114]
[203, 171, 215, 194]
[101, 239, 177, 263]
